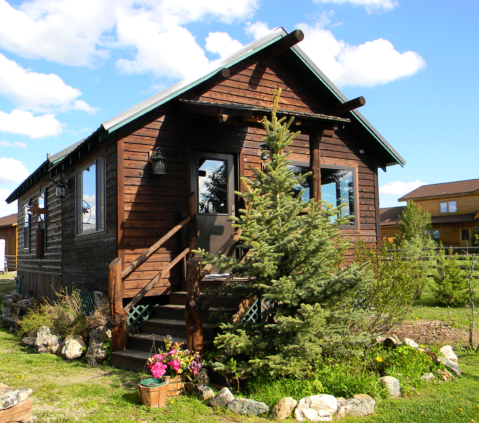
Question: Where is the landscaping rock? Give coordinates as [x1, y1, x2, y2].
[438, 357, 460, 375]
[62, 335, 86, 360]
[227, 398, 269, 416]
[404, 338, 419, 348]
[196, 386, 215, 401]
[294, 394, 337, 422]
[421, 373, 435, 382]
[336, 394, 375, 419]
[272, 397, 297, 420]
[439, 345, 458, 362]
[85, 326, 111, 366]
[379, 376, 400, 398]
[383, 335, 402, 348]
[195, 368, 210, 386]
[22, 337, 36, 347]
[209, 387, 234, 408]
[34, 326, 62, 354]
[0, 387, 33, 410]
[436, 368, 453, 381]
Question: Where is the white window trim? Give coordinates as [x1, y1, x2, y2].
[76, 156, 105, 235]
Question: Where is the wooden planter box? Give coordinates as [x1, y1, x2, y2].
[165, 375, 184, 397]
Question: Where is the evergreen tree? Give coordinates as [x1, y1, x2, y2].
[199, 90, 369, 379]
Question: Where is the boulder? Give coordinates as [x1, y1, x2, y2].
[34, 326, 62, 354]
[437, 357, 460, 375]
[0, 387, 33, 410]
[195, 368, 210, 386]
[382, 335, 402, 348]
[227, 398, 269, 416]
[185, 384, 214, 401]
[272, 397, 297, 420]
[379, 376, 400, 398]
[294, 394, 337, 422]
[22, 337, 36, 347]
[336, 394, 375, 419]
[439, 346, 458, 363]
[85, 326, 111, 366]
[421, 373, 435, 382]
[62, 335, 86, 360]
[209, 387, 234, 408]
[404, 338, 419, 348]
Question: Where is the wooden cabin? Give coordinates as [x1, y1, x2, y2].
[0, 213, 17, 272]
[6, 28, 404, 368]
[381, 179, 479, 247]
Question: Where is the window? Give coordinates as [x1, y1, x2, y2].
[76, 156, 105, 234]
[440, 201, 457, 213]
[198, 159, 227, 214]
[288, 163, 311, 202]
[321, 165, 356, 226]
[462, 229, 470, 241]
[24, 199, 31, 252]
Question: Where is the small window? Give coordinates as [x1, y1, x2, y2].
[198, 159, 228, 214]
[321, 165, 356, 226]
[288, 163, 311, 202]
[440, 201, 457, 213]
[76, 156, 105, 234]
[24, 200, 31, 252]
[462, 229, 470, 241]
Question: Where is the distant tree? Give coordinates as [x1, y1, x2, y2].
[395, 201, 435, 244]
[472, 224, 479, 247]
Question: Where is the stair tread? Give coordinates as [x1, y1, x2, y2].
[170, 291, 236, 297]
[145, 318, 217, 329]
[111, 349, 151, 360]
[128, 333, 187, 343]
[156, 304, 236, 312]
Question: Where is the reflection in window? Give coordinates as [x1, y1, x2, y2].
[198, 159, 227, 214]
[76, 157, 104, 234]
[288, 164, 311, 202]
[440, 201, 457, 213]
[321, 166, 355, 225]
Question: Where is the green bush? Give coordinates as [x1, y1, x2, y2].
[431, 249, 468, 307]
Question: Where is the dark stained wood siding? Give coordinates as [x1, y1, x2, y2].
[61, 139, 118, 294]
[17, 178, 62, 299]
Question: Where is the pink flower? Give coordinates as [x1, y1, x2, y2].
[169, 350, 177, 355]
[168, 359, 181, 374]
[150, 362, 167, 378]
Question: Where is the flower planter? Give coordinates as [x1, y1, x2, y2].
[138, 378, 169, 408]
[165, 375, 184, 397]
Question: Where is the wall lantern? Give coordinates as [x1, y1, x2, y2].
[150, 147, 167, 176]
[260, 151, 268, 161]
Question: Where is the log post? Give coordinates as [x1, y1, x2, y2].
[310, 132, 321, 204]
[185, 256, 203, 354]
[187, 192, 199, 259]
[109, 257, 127, 352]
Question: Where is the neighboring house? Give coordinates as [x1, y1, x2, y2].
[380, 178, 479, 247]
[6, 28, 404, 305]
[0, 213, 18, 271]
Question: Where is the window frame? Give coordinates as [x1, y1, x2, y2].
[76, 156, 105, 235]
[320, 163, 358, 229]
[440, 200, 457, 213]
[23, 199, 31, 253]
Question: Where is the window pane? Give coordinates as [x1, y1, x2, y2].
[321, 167, 355, 224]
[288, 164, 310, 201]
[198, 159, 227, 214]
[440, 202, 448, 213]
[448, 201, 457, 213]
[462, 229, 470, 240]
[82, 163, 97, 231]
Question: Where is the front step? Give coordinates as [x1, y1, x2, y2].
[169, 291, 239, 308]
[125, 333, 187, 352]
[111, 349, 150, 373]
[154, 304, 236, 323]
[141, 318, 217, 343]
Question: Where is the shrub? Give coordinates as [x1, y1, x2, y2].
[431, 248, 468, 306]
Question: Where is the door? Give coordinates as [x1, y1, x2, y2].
[191, 152, 235, 253]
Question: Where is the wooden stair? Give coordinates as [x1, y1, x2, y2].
[111, 276, 237, 372]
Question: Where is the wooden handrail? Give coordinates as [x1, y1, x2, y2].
[122, 215, 192, 279]
[123, 247, 191, 314]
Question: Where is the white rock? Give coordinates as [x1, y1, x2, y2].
[62, 335, 86, 360]
[379, 376, 400, 398]
[209, 387, 234, 408]
[404, 338, 419, 348]
[294, 395, 337, 422]
[439, 345, 457, 363]
[35, 326, 62, 354]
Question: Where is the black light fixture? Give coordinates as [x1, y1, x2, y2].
[150, 147, 167, 176]
[260, 151, 268, 161]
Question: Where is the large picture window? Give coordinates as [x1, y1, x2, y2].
[76, 156, 105, 235]
[321, 165, 356, 226]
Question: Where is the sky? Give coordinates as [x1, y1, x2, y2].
[0, 0, 478, 217]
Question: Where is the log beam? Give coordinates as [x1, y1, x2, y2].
[109, 257, 127, 352]
[325, 96, 366, 116]
[262, 30, 304, 60]
[185, 257, 203, 354]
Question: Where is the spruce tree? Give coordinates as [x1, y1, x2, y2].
[199, 90, 369, 379]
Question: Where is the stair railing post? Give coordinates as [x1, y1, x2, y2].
[109, 257, 127, 352]
[185, 256, 203, 355]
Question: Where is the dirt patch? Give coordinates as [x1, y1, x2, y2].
[388, 319, 478, 346]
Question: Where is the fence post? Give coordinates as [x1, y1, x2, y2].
[109, 257, 127, 351]
[185, 256, 203, 355]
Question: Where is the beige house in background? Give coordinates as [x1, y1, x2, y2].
[380, 179, 479, 247]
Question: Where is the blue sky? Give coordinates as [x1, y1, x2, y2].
[0, 0, 478, 217]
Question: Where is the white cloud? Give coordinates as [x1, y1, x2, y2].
[0, 157, 30, 183]
[0, 188, 18, 217]
[296, 22, 425, 87]
[245, 21, 272, 40]
[312, 0, 398, 13]
[379, 180, 426, 196]
[0, 141, 27, 148]
[0, 110, 63, 138]
[206, 32, 243, 59]
[0, 53, 95, 114]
